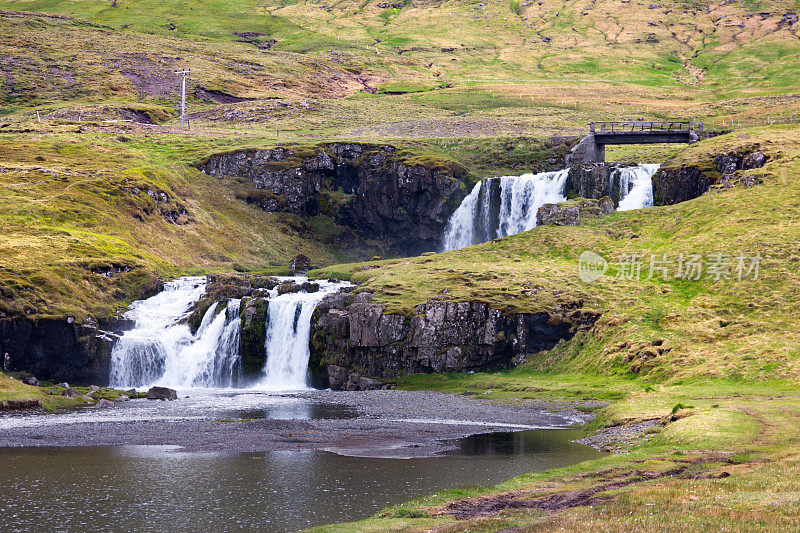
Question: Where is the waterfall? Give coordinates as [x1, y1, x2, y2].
[110, 276, 347, 390]
[255, 281, 345, 391]
[441, 169, 569, 251]
[616, 164, 660, 211]
[109, 277, 207, 388]
[441, 165, 660, 251]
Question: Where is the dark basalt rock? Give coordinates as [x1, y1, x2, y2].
[309, 291, 599, 390]
[289, 253, 312, 274]
[0, 317, 123, 384]
[536, 197, 614, 226]
[238, 297, 269, 378]
[652, 150, 767, 205]
[198, 143, 471, 256]
[564, 163, 634, 206]
[147, 386, 177, 401]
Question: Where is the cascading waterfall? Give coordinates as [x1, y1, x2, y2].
[255, 280, 345, 391]
[110, 276, 347, 390]
[615, 164, 660, 211]
[441, 169, 570, 251]
[441, 165, 660, 251]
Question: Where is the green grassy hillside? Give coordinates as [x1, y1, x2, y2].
[307, 124, 800, 532]
[313, 125, 800, 382]
[2, 0, 800, 138]
[0, 131, 367, 319]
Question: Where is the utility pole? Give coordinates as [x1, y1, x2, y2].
[175, 69, 190, 128]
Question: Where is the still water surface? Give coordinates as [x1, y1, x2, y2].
[0, 429, 603, 532]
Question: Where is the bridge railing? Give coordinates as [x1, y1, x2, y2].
[590, 121, 700, 133]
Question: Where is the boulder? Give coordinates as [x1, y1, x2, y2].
[301, 282, 320, 293]
[87, 385, 100, 393]
[358, 377, 384, 390]
[290, 254, 312, 274]
[57, 382, 70, 389]
[327, 365, 349, 390]
[742, 151, 767, 169]
[147, 386, 178, 401]
[277, 281, 302, 295]
[124, 389, 137, 398]
[61, 387, 80, 398]
[95, 399, 115, 408]
[19, 373, 38, 387]
[114, 394, 130, 402]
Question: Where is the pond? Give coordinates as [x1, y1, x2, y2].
[0, 428, 603, 532]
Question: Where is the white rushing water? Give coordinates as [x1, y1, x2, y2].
[441, 165, 660, 251]
[441, 169, 570, 251]
[255, 279, 346, 391]
[110, 276, 346, 390]
[615, 164, 659, 211]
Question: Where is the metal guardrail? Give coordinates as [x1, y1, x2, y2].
[590, 121, 701, 133]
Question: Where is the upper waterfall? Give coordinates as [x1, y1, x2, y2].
[440, 164, 659, 251]
[615, 164, 659, 211]
[441, 169, 570, 251]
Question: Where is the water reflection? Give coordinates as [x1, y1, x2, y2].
[0, 431, 604, 532]
[457, 429, 586, 455]
[234, 402, 358, 421]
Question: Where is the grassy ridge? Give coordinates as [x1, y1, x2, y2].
[3, 0, 800, 139]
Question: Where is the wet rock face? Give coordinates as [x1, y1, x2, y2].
[198, 143, 470, 256]
[309, 291, 599, 389]
[564, 164, 632, 206]
[652, 166, 715, 205]
[0, 317, 121, 384]
[238, 297, 269, 377]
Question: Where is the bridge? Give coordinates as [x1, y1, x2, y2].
[566, 121, 701, 164]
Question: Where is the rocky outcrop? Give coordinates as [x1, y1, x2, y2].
[653, 150, 767, 205]
[147, 386, 177, 400]
[0, 317, 122, 384]
[652, 165, 715, 205]
[537, 197, 615, 226]
[564, 164, 631, 206]
[198, 143, 471, 256]
[238, 297, 268, 377]
[309, 290, 599, 389]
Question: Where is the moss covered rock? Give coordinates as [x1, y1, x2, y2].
[239, 297, 269, 377]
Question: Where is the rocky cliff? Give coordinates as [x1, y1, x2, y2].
[0, 317, 124, 384]
[652, 150, 767, 205]
[198, 143, 472, 256]
[308, 290, 600, 390]
[564, 163, 630, 206]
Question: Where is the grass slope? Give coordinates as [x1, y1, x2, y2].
[2, 0, 800, 138]
[0, 130, 379, 319]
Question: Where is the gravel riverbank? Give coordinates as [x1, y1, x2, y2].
[0, 390, 602, 458]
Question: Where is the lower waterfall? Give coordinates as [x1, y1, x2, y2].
[441, 164, 659, 251]
[109, 277, 346, 390]
[255, 286, 338, 391]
